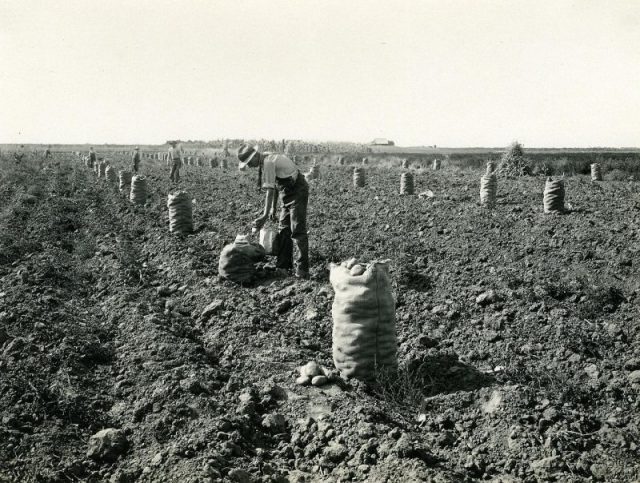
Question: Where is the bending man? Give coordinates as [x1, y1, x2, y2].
[238, 144, 309, 278]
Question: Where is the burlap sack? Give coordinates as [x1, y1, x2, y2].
[400, 172, 414, 195]
[480, 174, 497, 207]
[330, 261, 397, 380]
[167, 191, 193, 234]
[218, 236, 266, 283]
[118, 170, 132, 192]
[105, 166, 117, 184]
[130, 175, 147, 205]
[543, 178, 565, 214]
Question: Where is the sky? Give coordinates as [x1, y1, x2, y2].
[1, 0, 639, 147]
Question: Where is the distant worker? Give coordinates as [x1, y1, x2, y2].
[88, 147, 96, 168]
[238, 144, 309, 279]
[168, 141, 183, 182]
[14, 145, 25, 163]
[44, 146, 52, 158]
[132, 147, 141, 173]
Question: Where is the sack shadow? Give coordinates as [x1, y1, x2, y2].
[373, 352, 494, 403]
[397, 270, 432, 292]
[395, 258, 432, 293]
[409, 353, 495, 397]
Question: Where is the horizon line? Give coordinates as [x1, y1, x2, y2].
[1, 142, 639, 151]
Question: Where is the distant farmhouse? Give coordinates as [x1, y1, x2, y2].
[371, 138, 395, 146]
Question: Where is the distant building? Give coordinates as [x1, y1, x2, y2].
[371, 138, 395, 146]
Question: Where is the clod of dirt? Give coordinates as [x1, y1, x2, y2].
[584, 363, 600, 379]
[0, 329, 9, 346]
[628, 370, 640, 385]
[323, 442, 349, 462]
[476, 290, 497, 306]
[151, 452, 163, 466]
[624, 358, 640, 371]
[179, 377, 206, 395]
[482, 390, 503, 414]
[276, 300, 292, 314]
[392, 433, 415, 458]
[484, 330, 501, 342]
[531, 455, 565, 477]
[305, 308, 319, 321]
[2, 336, 26, 355]
[262, 383, 287, 400]
[431, 305, 448, 315]
[418, 189, 436, 199]
[86, 428, 128, 462]
[227, 467, 253, 483]
[356, 422, 375, 439]
[201, 299, 224, 319]
[262, 413, 287, 433]
[236, 388, 258, 415]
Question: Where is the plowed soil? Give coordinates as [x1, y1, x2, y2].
[1, 153, 639, 482]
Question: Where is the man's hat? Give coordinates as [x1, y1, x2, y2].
[135, 147, 139, 150]
[237, 144, 259, 169]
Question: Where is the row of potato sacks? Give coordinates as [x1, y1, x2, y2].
[481, 175, 566, 212]
[95, 159, 569, 216]
[167, 157, 228, 168]
[87, 162, 193, 233]
[353, 165, 566, 211]
[88, 160, 147, 207]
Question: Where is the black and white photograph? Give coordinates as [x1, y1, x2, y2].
[1, 0, 639, 481]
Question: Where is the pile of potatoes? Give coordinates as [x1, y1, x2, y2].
[296, 361, 336, 387]
[341, 257, 366, 276]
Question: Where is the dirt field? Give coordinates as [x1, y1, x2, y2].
[1, 152, 639, 482]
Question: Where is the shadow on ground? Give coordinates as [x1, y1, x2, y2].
[407, 352, 495, 397]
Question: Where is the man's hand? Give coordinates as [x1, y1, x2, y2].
[253, 215, 268, 230]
